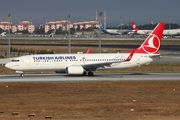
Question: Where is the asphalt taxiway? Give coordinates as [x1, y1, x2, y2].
[0, 73, 180, 82]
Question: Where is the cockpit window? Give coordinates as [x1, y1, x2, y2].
[11, 60, 20, 62]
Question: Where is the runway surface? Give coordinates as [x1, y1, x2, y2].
[0, 73, 180, 82]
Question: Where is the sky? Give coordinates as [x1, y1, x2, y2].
[0, 0, 179, 27]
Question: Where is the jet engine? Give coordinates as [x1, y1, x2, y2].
[66, 66, 84, 75]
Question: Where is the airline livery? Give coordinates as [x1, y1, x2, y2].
[131, 22, 152, 35]
[131, 21, 180, 37]
[100, 23, 130, 35]
[5, 23, 165, 76]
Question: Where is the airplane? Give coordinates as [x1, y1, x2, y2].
[131, 22, 180, 37]
[131, 22, 152, 36]
[0, 32, 6, 37]
[100, 23, 131, 35]
[5, 22, 165, 77]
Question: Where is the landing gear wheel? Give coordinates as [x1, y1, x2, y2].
[82, 71, 87, 76]
[20, 73, 24, 77]
[88, 71, 94, 76]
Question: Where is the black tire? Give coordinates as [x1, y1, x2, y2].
[82, 71, 87, 76]
[88, 71, 94, 76]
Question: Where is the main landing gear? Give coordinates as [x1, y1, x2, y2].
[88, 71, 94, 76]
[82, 71, 94, 76]
[20, 73, 24, 77]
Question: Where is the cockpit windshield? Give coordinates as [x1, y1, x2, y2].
[11, 60, 20, 62]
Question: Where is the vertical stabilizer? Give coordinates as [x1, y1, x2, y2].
[131, 22, 138, 31]
[134, 23, 165, 54]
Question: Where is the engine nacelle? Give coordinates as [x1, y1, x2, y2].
[66, 66, 84, 75]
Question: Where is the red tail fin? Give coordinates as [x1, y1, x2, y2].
[131, 22, 138, 31]
[134, 23, 165, 54]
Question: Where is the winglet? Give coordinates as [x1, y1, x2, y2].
[86, 48, 91, 54]
[125, 49, 136, 61]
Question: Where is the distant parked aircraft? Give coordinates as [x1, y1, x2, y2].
[131, 22, 152, 36]
[0, 32, 6, 37]
[131, 22, 180, 37]
[100, 23, 131, 35]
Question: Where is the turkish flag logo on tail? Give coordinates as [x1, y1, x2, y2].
[142, 34, 160, 54]
[134, 23, 165, 54]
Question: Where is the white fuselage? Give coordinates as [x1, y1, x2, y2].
[135, 30, 152, 35]
[101, 28, 129, 35]
[5, 53, 159, 72]
[163, 29, 180, 36]
[102, 29, 121, 35]
[134, 29, 180, 36]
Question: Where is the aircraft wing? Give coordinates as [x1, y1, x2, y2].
[82, 49, 136, 71]
[82, 60, 123, 71]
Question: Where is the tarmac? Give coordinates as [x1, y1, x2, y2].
[0, 73, 180, 82]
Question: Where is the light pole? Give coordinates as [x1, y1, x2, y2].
[169, 16, 171, 30]
[30, 17, 33, 37]
[120, 16, 122, 30]
[120, 16, 122, 37]
[74, 17, 76, 36]
[8, 13, 10, 58]
[168, 16, 171, 36]
[98, 12, 103, 53]
[68, 14, 71, 53]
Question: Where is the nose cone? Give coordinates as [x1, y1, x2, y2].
[5, 62, 12, 69]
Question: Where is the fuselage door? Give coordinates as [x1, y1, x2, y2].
[25, 57, 30, 66]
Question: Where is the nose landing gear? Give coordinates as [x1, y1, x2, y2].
[15, 71, 24, 77]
